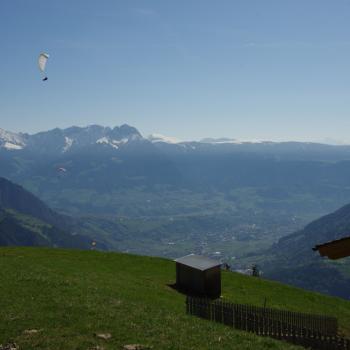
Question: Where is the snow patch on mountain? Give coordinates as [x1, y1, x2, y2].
[62, 137, 73, 152]
[0, 128, 27, 150]
[96, 137, 109, 144]
[3, 142, 23, 150]
[96, 137, 118, 149]
[118, 138, 130, 144]
[200, 137, 267, 144]
[148, 133, 182, 144]
[96, 135, 136, 149]
[109, 143, 119, 150]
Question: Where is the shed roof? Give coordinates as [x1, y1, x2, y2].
[174, 254, 221, 271]
[312, 236, 350, 260]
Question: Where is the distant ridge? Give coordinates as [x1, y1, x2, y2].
[3, 124, 350, 156]
[0, 124, 143, 154]
[0, 177, 91, 249]
[0, 177, 66, 228]
[261, 202, 350, 298]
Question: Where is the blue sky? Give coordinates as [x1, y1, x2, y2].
[1, 0, 350, 142]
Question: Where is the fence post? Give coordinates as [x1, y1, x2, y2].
[185, 296, 349, 350]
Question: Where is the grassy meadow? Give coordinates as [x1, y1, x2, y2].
[1, 247, 350, 349]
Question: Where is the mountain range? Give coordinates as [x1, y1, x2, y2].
[0, 124, 143, 154]
[2, 124, 350, 224]
[2, 124, 350, 298]
[3, 124, 350, 160]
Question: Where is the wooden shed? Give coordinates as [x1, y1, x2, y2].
[174, 254, 221, 299]
[313, 236, 350, 260]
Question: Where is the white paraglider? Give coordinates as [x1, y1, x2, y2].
[38, 53, 49, 81]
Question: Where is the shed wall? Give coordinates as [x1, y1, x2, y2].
[204, 266, 221, 298]
[176, 263, 221, 298]
[176, 263, 204, 294]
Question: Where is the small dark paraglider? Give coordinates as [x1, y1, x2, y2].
[42, 77, 48, 81]
[56, 167, 67, 177]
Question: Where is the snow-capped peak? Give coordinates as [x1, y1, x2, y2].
[0, 128, 27, 150]
[96, 136, 133, 149]
[96, 137, 118, 149]
[148, 133, 182, 144]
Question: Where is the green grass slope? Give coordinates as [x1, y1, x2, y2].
[1, 248, 350, 350]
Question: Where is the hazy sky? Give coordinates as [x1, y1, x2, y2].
[1, 0, 350, 142]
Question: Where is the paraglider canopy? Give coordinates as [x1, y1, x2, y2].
[38, 53, 49, 81]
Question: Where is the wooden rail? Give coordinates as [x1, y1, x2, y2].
[186, 296, 349, 350]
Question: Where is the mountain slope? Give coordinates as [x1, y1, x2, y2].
[272, 202, 350, 260]
[1, 247, 350, 349]
[0, 177, 91, 249]
[0, 207, 90, 249]
[0, 177, 69, 229]
[0, 128, 27, 150]
[257, 203, 350, 298]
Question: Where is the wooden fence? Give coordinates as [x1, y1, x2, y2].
[186, 296, 350, 350]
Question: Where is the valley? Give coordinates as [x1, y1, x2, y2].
[2, 125, 350, 298]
